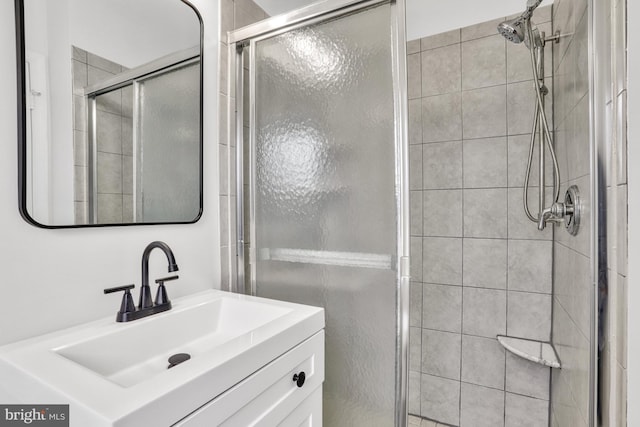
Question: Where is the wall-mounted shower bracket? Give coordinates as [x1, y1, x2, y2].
[538, 185, 581, 235]
[537, 81, 549, 96]
[543, 31, 561, 45]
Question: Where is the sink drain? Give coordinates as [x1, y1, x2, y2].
[168, 353, 191, 369]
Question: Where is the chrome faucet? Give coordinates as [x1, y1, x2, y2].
[104, 241, 180, 322]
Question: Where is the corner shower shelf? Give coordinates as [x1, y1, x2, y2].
[497, 335, 561, 369]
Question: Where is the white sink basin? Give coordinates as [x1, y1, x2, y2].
[0, 290, 324, 427]
[54, 297, 293, 387]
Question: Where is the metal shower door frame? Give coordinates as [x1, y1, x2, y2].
[229, 0, 410, 425]
[84, 49, 200, 224]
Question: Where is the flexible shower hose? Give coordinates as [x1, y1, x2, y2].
[522, 19, 561, 224]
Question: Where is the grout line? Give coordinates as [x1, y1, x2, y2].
[420, 130, 554, 144]
[420, 234, 552, 242]
[420, 369, 553, 401]
[457, 33, 464, 425]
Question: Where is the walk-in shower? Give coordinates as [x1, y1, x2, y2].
[223, 0, 603, 425]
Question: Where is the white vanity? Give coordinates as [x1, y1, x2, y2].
[0, 290, 325, 426]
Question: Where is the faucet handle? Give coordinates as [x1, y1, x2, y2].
[103, 284, 136, 322]
[154, 275, 179, 306]
[103, 284, 135, 294]
[154, 275, 179, 284]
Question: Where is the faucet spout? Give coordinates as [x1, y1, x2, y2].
[538, 202, 569, 231]
[537, 207, 552, 231]
[140, 241, 179, 308]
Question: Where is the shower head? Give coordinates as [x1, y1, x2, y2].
[498, 18, 526, 44]
[498, 18, 543, 48]
[497, 0, 545, 43]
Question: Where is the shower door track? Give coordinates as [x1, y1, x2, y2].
[83, 46, 200, 97]
[229, 0, 386, 44]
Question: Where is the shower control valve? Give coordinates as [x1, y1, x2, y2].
[538, 186, 581, 235]
[552, 202, 571, 218]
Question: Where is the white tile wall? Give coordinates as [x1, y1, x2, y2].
[423, 284, 462, 333]
[422, 329, 462, 380]
[460, 382, 505, 427]
[505, 352, 550, 400]
[463, 238, 507, 289]
[421, 374, 461, 425]
[408, 7, 555, 424]
[461, 335, 506, 389]
[462, 287, 507, 338]
[462, 137, 507, 188]
[505, 392, 549, 426]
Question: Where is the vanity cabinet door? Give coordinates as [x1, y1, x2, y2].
[173, 331, 324, 426]
[276, 387, 322, 427]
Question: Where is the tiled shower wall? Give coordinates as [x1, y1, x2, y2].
[218, 0, 269, 291]
[71, 47, 133, 224]
[408, 8, 555, 426]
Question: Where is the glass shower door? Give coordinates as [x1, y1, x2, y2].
[87, 58, 200, 224]
[236, 1, 408, 425]
[136, 62, 200, 222]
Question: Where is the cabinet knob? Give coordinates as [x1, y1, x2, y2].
[292, 371, 306, 388]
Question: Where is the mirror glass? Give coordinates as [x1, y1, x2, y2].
[18, 0, 202, 227]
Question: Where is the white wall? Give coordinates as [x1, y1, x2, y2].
[29, 0, 74, 223]
[67, 0, 200, 68]
[0, 0, 220, 346]
[627, 0, 638, 424]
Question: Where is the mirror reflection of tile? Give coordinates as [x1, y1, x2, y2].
[71, 46, 133, 224]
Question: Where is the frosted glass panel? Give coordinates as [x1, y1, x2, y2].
[252, 3, 397, 425]
[137, 62, 200, 222]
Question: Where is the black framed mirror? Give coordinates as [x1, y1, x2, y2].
[15, 0, 203, 228]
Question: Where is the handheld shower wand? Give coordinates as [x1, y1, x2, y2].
[524, 0, 544, 19]
[496, 0, 579, 233]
